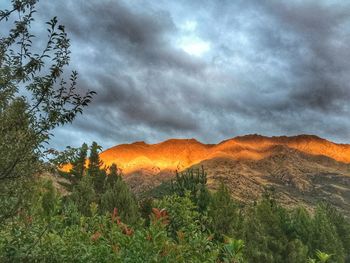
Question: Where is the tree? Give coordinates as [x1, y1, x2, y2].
[196, 183, 211, 213]
[100, 178, 140, 225]
[310, 205, 345, 263]
[240, 197, 290, 263]
[70, 143, 88, 183]
[0, 0, 95, 222]
[284, 239, 308, 263]
[208, 183, 238, 240]
[70, 175, 96, 216]
[106, 163, 120, 186]
[290, 207, 313, 247]
[319, 203, 350, 261]
[171, 167, 210, 212]
[88, 142, 102, 175]
[87, 142, 105, 193]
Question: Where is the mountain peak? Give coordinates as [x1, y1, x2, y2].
[160, 138, 202, 144]
[132, 141, 147, 146]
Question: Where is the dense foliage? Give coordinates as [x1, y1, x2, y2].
[1, 147, 349, 262]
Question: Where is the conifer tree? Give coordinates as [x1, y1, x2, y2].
[284, 239, 308, 263]
[241, 197, 289, 263]
[70, 143, 88, 183]
[171, 167, 209, 211]
[196, 183, 211, 212]
[88, 142, 103, 176]
[310, 205, 345, 263]
[320, 203, 350, 260]
[100, 178, 140, 225]
[71, 175, 96, 216]
[171, 168, 207, 197]
[87, 142, 105, 193]
[290, 207, 313, 248]
[208, 183, 238, 239]
[106, 163, 120, 186]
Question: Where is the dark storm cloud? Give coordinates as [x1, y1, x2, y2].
[29, 0, 350, 149]
[47, 0, 205, 73]
[259, 1, 350, 112]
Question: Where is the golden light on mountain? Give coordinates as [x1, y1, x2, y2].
[97, 135, 350, 174]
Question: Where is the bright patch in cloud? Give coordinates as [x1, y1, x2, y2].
[178, 37, 210, 57]
[176, 20, 210, 57]
[182, 20, 197, 32]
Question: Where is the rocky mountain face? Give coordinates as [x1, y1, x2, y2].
[101, 135, 350, 214]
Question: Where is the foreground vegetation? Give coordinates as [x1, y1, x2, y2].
[1, 142, 349, 262]
[1, 1, 349, 262]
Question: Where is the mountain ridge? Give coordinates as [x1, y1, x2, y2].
[100, 134, 350, 174]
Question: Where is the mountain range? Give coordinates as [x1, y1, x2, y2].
[96, 135, 350, 214]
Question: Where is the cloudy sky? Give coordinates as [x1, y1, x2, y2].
[5, 0, 350, 149]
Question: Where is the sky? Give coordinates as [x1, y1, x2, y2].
[3, 0, 350, 149]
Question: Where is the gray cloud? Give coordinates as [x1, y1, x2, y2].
[25, 0, 350, 149]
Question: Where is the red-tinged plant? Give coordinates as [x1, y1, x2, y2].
[123, 226, 134, 236]
[91, 231, 101, 241]
[111, 207, 121, 225]
[111, 207, 118, 223]
[111, 208, 134, 236]
[151, 208, 169, 226]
